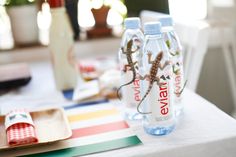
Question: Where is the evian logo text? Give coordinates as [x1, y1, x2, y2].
[133, 78, 141, 102]
[159, 82, 169, 115]
[175, 74, 181, 97]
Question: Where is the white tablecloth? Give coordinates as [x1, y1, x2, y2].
[1, 61, 236, 157]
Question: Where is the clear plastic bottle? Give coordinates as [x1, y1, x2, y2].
[118, 17, 144, 120]
[141, 22, 175, 135]
[48, 0, 78, 91]
[159, 16, 185, 117]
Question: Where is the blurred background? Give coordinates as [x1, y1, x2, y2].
[0, 0, 236, 117]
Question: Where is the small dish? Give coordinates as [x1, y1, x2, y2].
[0, 107, 72, 150]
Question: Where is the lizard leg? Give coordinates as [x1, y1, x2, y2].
[124, 60, 137, 72]
[155, 76, 165, 86]
[159, 60, 171, 70]
[132, 61, 138, 67]
[121, 47, 126, 54]
[147, 51, 154, 64]
[123, 65, 131, 72]
[131, 46, 140, 54]
[132, 61, 138, 71]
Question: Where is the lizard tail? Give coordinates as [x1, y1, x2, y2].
[116, 85, 124, 100]
[117, 71, 136, 100]
[137, 84, 153, 115]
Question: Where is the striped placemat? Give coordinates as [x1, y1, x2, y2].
[20, 101, 142, 157]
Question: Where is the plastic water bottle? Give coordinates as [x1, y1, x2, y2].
[48, 0, 78, 91]
[141, 22, 175, 135]
[159, 16, 185, 117]
[118, 17, 144, 120]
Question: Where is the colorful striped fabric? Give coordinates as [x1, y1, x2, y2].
[21, 101, 142, 157]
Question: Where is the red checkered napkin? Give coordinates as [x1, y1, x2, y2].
[5, 110, 38, 146]
[6, 123, 38, 145]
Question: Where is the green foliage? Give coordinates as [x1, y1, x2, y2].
[5, 0, 35, 7]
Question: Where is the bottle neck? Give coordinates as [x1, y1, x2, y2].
[122, 29, 144, 43]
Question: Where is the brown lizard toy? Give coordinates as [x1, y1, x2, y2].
[117, 39, 139, 100]
[137, 51, 170, 114]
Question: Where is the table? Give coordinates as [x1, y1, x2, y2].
[1, 60, 236, 157]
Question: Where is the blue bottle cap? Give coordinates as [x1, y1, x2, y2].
[124, 17, 141, 29]
[144, 22, 162, 35]
[158, 16, 174, 27]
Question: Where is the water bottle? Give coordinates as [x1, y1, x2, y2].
[159, 16, 185, 117]
[48, 0, 78, 91]
[117, 17, 144, 120]
[140, 22, 175, 135]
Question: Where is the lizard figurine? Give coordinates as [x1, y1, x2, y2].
[117, 39, 139, 100]
[137, 51, 170, 114]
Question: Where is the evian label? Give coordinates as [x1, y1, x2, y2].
[174, 73, 182, 97]
[146, 79, 173, 123]
[122, 71, 141, 108]
[133, 78, 141, 102]
[159, 82, 170, 116]
[172, 60, 184, 103]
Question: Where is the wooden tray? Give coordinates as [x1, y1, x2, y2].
[0, 107, 72, 150]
